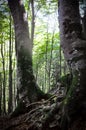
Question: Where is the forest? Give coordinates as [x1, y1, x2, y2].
[0, 0, 86, 130]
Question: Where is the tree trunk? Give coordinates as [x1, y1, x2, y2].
[1, 36, 6, 115]
[45, 29, 48, 91]
[59, 45, 62, 76]
[48, 31, 54, 90]
[8, 13, 13, 113]
[30, 0, 35, 47]
[8, 0, 48, 110]
[58, 0, 86, 129]
[0, 73, 2, 115]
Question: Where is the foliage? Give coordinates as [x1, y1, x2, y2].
[0, 0, 68, 114]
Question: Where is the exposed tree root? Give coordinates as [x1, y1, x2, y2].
[0, 79, 86, 130]
[0, 86, 63, 130]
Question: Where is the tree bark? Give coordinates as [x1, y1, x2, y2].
[8, 13, 13, 113]
[1, 35, 6, 115]
[58, 0, 86, 129]
[0, 73, 2, 115]
[8, 0, 47, 111]
[30, 0, 35, 47]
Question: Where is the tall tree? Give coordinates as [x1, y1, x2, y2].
[30, 0, 35, 47]
[0, 73, 2, 115]
[8, 13, 13, 113]
[7, 0, 48, 114]
[1, 36, 6, 115]
[58, 0, 86, 129]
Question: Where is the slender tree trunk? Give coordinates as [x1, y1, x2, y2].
[8, 14, 13, 113]
[48, 32, 54, 90]
[45, 27, 49, 91]
[30, 0, 35, 47]
[59, 45, 62, 76]
[0, 73, 2, 115]
[13, 56, 16, 109]
[58, 0, 86, 129]
[1, 36, 6, 115]
[35, 62, 39, 81]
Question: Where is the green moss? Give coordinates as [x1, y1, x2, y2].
[64, 70, 79, 104]
[11, 101, 27, 117]
[58, 73, 72, 90]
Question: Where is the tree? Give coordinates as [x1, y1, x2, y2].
[0, 73, 2, 115]
[8, 13, 13, 113]
[8, 0, 47, 115]
[1, 34, 6, 115]
[58, 0, 86, 129]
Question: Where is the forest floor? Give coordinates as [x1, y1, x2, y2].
[0, 84, 63, 130]
[0, 99, 61, 130]
[0, 112, 86, 130]
[0, 79, 86, 130]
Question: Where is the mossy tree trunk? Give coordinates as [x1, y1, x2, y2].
[8, 0, 46, 111]
[58, 0, 86, 129]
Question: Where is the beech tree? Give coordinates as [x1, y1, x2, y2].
[58, 0, 86, 129]
[7, 0, 47, 114]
